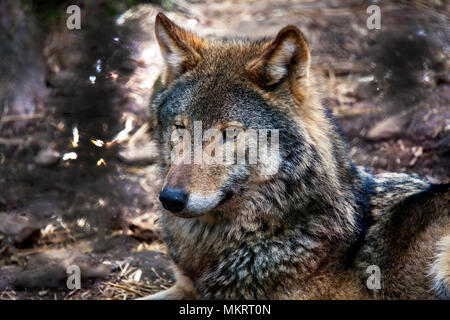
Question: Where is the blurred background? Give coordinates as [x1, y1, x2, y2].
[0, 0, 448, 299]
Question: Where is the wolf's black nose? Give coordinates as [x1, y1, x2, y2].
[159, 188, 188, 213]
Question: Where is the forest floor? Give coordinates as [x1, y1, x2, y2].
[0, 0, 448, 299]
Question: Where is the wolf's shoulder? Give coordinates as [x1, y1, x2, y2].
[356, 167, 448, 219]
[366, 170, 433, 212]
[370, 170, 448, 223]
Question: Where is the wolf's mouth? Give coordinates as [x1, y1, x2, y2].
[217, 190, 234, 207]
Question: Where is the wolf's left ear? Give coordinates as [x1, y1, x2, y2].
[155, 13, 204, 84]
[246, 26, 310, 87]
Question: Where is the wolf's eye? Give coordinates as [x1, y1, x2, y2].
[223, 128, 239, 142]
[174, 123, 185, 130]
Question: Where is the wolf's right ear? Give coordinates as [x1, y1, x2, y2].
[155, 13, 204, 84]
[246, 26, 310, 88]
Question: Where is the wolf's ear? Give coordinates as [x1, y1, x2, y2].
[246, 26, 310, 87]
[155, 13, 203, 84]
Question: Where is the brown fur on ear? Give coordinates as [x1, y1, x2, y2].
[246, 26, 310, 87]
[155, 13, 204, 84]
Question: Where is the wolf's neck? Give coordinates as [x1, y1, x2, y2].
[281, 102, 374, 242]
[162, 205, 362, 298]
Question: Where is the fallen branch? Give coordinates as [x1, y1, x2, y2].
[102, 282, 146, 296]
[0, 137, 26, 146]
[1, 113, 44, 124]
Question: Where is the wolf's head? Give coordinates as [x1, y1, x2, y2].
[151, 13, 362, 232]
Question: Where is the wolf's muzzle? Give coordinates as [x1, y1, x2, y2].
[159, 187, 188, 213]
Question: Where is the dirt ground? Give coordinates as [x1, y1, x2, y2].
[0, 0, 449, 299]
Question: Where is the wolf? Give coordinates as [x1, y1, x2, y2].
[142, 12, 450, 299]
